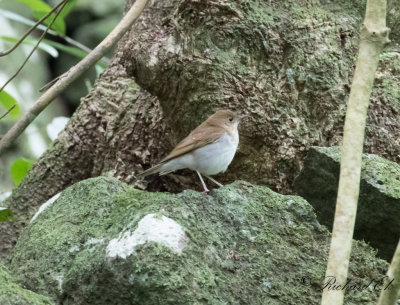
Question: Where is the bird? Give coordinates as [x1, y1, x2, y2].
[138, 109, 243, 192]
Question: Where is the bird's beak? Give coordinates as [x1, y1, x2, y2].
[239, 113, 248, 120]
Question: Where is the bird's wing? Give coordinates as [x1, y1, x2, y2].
[161, 122, 226, 164]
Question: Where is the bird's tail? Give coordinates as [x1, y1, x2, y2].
[137, 163, 163, 178]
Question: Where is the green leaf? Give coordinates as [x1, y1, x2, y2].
[16, 0, 51, 12]
[42, 40, 108, 68]
[95, 63, 106, 76]
[33, 12, 66, 36]
[42, 39, 87, 58]
[0, 91, 20, 120]
[0, 10, 107, 63]
[84, 78, 92, 93]
[0, 9, 109, 67]
[11, 158, 35, 186]
[59, 0, 78, 21]
[0, 0, 78, 36]
[0, 207, 13, 222]
[0, 36, 59, 57]
[15, 0, 66, 36]
[0, 9, 59, 36]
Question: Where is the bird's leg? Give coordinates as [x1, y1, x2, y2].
[204, 174, 223, 188]
[196, 171, 210, 193]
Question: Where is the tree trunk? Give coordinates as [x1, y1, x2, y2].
[2, 0, 400, 261]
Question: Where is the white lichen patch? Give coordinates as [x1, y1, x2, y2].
[241, 229, 256, 242]
[106, 213, 189, 259]
[286, 199, 295, 207]
[148, 53, 159, 67]
[262, 279, 272, 288]
[69, 238, 104, 253]
[30, 192, 61, 223]
[53, 273, 64, 292]
[165, 35, 181, 54]
[69, 246, 80, 253]
[85, 237, 105, 252]
[227, 190, 245, 201]
[85, 238, 104, 246]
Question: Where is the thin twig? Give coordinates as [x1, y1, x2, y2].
[0, 9, 110, 63]
[320, 0, 389, 304]
[0, 0, 149, 155]
[0, 105, 16, 120]
[0, 0, 69, 94]
[377, 240, 400, 305]
[39, 75, 62, 92]
[0, 0, 68, 57]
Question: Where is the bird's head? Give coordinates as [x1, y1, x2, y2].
[208, 109, 243, 129]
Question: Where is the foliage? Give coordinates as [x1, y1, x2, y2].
[0, 36, 58, 57]
[0, 91, 20, 120]
[10, 158, 35, 186]
[0, 207, 13, 222]
[15, 0, 78, 36]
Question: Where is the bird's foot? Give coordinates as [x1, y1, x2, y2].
[196, 171, 211, 194]
[202, 187, 210, 194]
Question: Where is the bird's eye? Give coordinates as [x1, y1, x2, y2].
[229, 117, 233, 122]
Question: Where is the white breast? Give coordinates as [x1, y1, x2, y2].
[160, 129, 239, 176]
[191, 131, 239, 175]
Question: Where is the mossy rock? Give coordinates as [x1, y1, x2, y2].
[11, 177, 387, 304]
[295, 146, 400, 261]
[0, 263, 54, 305]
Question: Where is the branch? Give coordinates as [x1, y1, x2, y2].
[0, 0, 69, 94]
[0, 9, 110, 64]
[0, 0, 149, 155]
[321, 1, 389, 304]
[377, 240, 400, 305]
[0, 105, 16, 120]
[0, 0, 68, 57]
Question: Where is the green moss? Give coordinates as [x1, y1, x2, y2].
[240, 0, 276, 25]
[295, 146, 400, 260]
[362, 154, 400, 198]
[304, 146, 400, 198]
[376, 54, 400, 112]
[11, 177, 387, 304]
[0, 264, 54, 305]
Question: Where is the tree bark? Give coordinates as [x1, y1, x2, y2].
[2, 0, 400, 261]
[1, 58, 173, 260]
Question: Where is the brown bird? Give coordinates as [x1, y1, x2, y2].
[138, 109, 243, 192]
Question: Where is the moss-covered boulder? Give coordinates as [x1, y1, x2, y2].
[0, 263, 54, 305]
[11, 177, 387, 304]
[295, 146, 400, 261]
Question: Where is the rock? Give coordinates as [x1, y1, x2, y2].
[11, 177, 387, 304]
[0, 263, 54, 305]
[295, 146, 400, 261]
